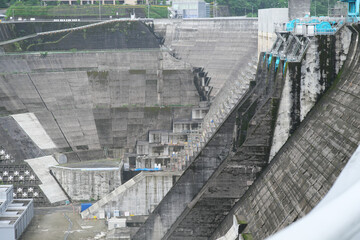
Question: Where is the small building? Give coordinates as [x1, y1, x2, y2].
[170, 0, 210, 18]
[0, 185, 34, 240]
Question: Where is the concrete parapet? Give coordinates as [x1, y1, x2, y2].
[50, 163, 122, 201]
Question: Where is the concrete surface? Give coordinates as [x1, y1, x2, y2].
[50, 161, 122, 201]
[0, 50, 199, 153]
[270, 28, 352, 160]
[21, 205, 107, 240]
[258, 8, 289, 54]
[154, 18, 258, 97]
[25, 156, 68, 204]
[134, 53, 283, 240]
[212, 24, 360, 240]
[81, 171, 181, 219]
[266, 145, 360, 240]
[12, 113, 57, 150]
[288, 0, 311, 19]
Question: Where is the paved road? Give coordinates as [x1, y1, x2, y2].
[21, 205, 107, 240]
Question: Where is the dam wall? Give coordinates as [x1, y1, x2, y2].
[0, 20, 206, 206]
[270, 26, 353, 159]
[212, 25, 360, 240]
[132, 52, 279, 239]
[134, 21, 357, 239]
[0, 50, 200, 157]
[153, 18, 258, 97]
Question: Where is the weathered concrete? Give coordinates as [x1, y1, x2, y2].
[288, 0, 311, 19]
[0, 22, 89, 42]
[50, 162, 122, 201]
[270, 27, 352, 160]
[211, 25, 360, 240]
[81, 171, 181, 219]
[0, 50, 200, 155]
[25, 156, 68, 204]
[12, 113, 57, 150]
[258, 8, 289, 54]
[133, 77, 245, 239]
[2, 21, 160, 52]
[154, 18, 258, 97]
[153, 54, 284, 240]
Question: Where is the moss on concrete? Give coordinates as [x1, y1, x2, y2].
[3, 21, 160, 52]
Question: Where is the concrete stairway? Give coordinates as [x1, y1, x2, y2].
[132, 53, 277, 240]
[212, 24, 360, 240]
[81, 171, 181, 219]
[179, 57, 258, 168]
[158, 54, 285, 240]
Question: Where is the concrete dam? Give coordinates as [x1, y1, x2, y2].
[0, 18, 258, 206]
[0, 5, 359, 240]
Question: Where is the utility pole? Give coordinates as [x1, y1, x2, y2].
[252, 6, 253, 17]
[328, 0, 330, 16]
[315, 0, 317, 16]
[148, 3, 150, 18]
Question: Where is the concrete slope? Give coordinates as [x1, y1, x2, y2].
[81, 171, 181, 218]
[266, 145, 360, 240]
[12, 113, 57, 150]
[132, 56, 263, 240]
[160, 54, 284, 240]
[0, 50, 200, 158]
[25, 156, 68, 204]
[212, 25, 360, 240]
[154, 18, 258, 97]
